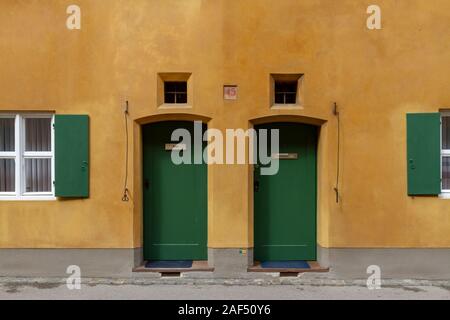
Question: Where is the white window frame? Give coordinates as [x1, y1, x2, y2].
[440, 112, 450, 198]
[0, 113, 55, 201]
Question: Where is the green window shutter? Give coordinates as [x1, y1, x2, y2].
[54, 115, 89, 197]
[407, 113, 440, 196]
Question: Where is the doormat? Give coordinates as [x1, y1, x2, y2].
[145, 260, 193, 269]
[260, 260, 310, 269]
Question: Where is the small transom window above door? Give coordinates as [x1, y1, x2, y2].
[270, 73, 304, 108]
[164, 81, 188, 104]
[0, 114, 54, 200]
[157, 73, 193, 108]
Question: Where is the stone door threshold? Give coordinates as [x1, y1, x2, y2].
[248, 261, 329, 274]
[133, 260, 214, 274]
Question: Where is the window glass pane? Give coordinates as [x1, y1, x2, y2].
[175, 81, 187, 92]
[285, 93, 297, 104]
[275, 81, 297, 93]
[0, 159, 15, 192]
[164, 81, 177, 92]
[25, 118, 51, 152]
[164, 93, 176, 104]
[25, 158, 51, 192]
[442, 157, 450, 190]
[274, 81, 297, 104]
[0, 118, 15, 152]
[165, 81, 187, 92]
[274, 93, 284, 104]
[164, 81, 187, 104]
[442, 116, 450, 150]
[176, 93, 187, 104]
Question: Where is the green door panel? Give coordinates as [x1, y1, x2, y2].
[406, 113, 441, 196]
[254, 123, 317, 261]
[54, 115, 89, 198]
[143, 121, 207, 260]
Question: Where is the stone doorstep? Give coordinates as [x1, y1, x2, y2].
[132, 260, 214, 274]
[247, 261, 329, 274]
[132, 260, 329, 277]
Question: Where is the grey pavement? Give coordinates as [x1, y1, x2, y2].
[1, 275, 449, 300]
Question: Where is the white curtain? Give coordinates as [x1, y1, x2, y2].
[25, 158, 51, 192]
[0, 118, 15, 192]
[0, 159, 14, 192]
[24, 118, 52, 192]
[0, 118, 14, 151]
[25, 118, 51, 151]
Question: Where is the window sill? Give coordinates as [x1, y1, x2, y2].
[271, 104, 304, 110]
[0, 195, 56, 201]
[439, 193, 450, 199]
[158, 103, 192, 109]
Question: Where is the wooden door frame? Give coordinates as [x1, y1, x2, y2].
[249, 115, 327, 264]
[132, 113, 211, 267]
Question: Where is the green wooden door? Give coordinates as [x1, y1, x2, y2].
[143, 121, 207, 260]
[254, 123, 317, 261]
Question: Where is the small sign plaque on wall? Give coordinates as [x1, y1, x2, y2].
[272, 153, 298, 159]
[165, 143, 186, 151]
[224, 85, 238, 100]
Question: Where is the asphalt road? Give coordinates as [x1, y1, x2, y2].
[1, 282, 449, 300]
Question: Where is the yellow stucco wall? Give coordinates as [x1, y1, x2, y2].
[0, 0, 449, 249]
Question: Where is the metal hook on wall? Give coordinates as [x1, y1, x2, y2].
[122, 100, 130, 202]
[333, 102, 340, 204]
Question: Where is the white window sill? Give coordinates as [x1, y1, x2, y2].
[439, 193, 450, 199]
[0, 195, 56, 201]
